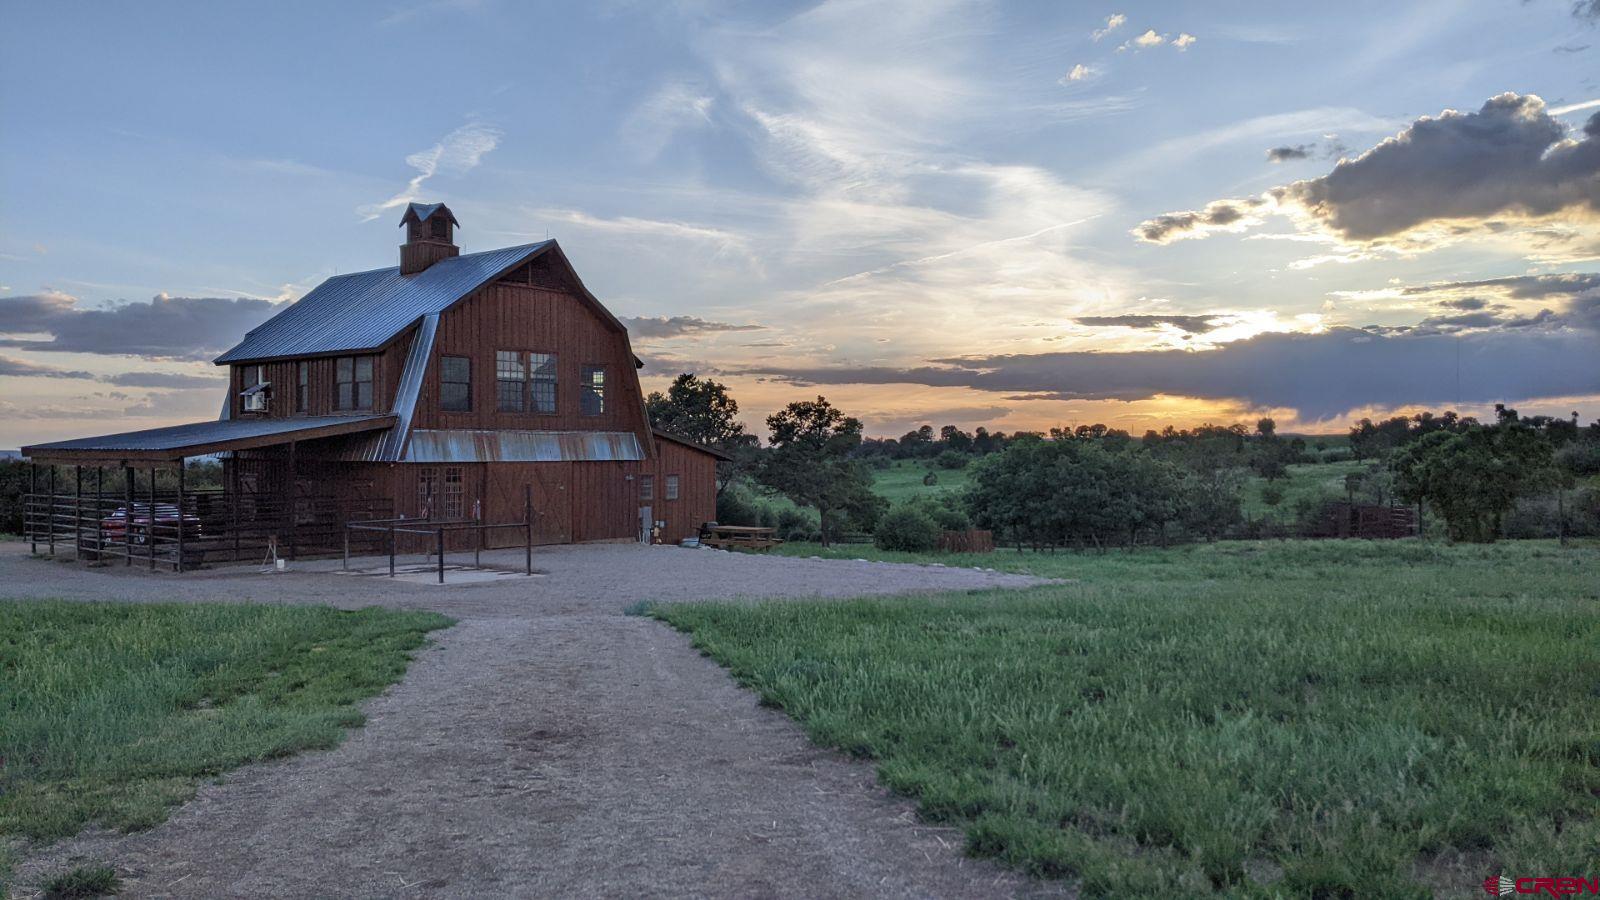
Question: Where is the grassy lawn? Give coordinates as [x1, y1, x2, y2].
[657, 540, 1600, 897]
[1239, 459, 1371, 521]
[0, 600, 450, 891]
[871, 459, 972, 504]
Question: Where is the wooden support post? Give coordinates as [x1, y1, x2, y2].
[47, 464, 56, 556]
[343, 527, 350, 571]
[28, 463, 36, 553]
[525, 484, 533, 576]
[230, 459, 241, 562]
[437, 527, 446, 585]
[95, 467, 104, 562]
[176, 462, 185, 573]
[124, 465, 133, 566]
[148, 466, 157, 570]
[287, 442, 298, 561]
[74, 466, 83, 560]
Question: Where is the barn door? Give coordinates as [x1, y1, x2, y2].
[638, 505, 652, 543]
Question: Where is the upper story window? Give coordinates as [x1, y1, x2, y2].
[430, 216, 450, 240]
[665, 475, 680, 501]
[530, 353, 557, 414]
[296, 362, 309, 413]
[335, 356, 374, 411]
[580, 365, 606, 416]
[496, 350, 558, 414]
[496, 351, 525, 412]
[440, 355, 471, 412]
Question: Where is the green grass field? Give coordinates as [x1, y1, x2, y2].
[870, 459, 972, 504]
[657, 540, 1600, 897]
[1239, 459, 1370, 521]
[0, 601, 450, 891]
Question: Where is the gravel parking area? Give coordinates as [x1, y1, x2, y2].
[4, 541, 1061, 899]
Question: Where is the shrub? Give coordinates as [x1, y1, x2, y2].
[776, 507, 816, 535]
[1260, 482, 1286, 507]
[935, 450, 970, 470]
[874, 505, 940, 552]
[715, 484, 763, 526]
[758, 506, 779, 529]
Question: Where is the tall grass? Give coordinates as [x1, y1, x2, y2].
[656, 540, 1600, 896]
[0, 601, 449, 889]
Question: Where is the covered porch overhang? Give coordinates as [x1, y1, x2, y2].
[20, 415, 396, 466]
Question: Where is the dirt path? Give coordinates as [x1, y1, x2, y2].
[5, 543, 1066, 899]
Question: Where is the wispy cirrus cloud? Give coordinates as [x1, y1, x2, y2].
[356, 122, 501, 222]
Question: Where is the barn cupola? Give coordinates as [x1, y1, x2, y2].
[399, 202, 460, 275]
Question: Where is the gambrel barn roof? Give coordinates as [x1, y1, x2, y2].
[215, 241, 554, 364]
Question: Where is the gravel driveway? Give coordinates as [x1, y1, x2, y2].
[3, 541, 1064, 899]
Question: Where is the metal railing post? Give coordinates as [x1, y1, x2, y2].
[47, 465, 56, 556]
[525, 484, 533, 576]
[175, 462, 185, 573]
[343, 526, 350, 571]
[389, 522, 396, 578]
[28, 463, 37, 554]
[436, 528, 445, 584]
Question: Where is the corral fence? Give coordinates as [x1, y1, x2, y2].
[344, 487, 536, 584]
[937, 529, 995, 553]
[23, 487, 392, 572]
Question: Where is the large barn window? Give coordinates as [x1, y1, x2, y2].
[440, 355, 471, 412]
[580, 365, 606, 415]
[336, 356, 373, 411]
[418, 467, 438, 517]
[530, 352, 558, 414]
[666, 475, 680, 501]
[496, 351, 525, 412]
[443, 466, 464, 518]
[296, 362, 309, 413]
[639, 475, 654, 501]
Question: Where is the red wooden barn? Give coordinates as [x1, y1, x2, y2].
[21, 203, 726, 568]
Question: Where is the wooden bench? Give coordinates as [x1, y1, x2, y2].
[700, 524, 784, 552]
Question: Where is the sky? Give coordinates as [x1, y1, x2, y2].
[1, 0, 1598, 446]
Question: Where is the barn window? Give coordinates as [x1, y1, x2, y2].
[580, 365, 606, 415]
[530, 352, 558, 414]
[296, 362, 309, 413]
[418, 467, 439, 517]
[443, 466, 464, 518]
[639, 475, 654, 501]
[430, 215, 449, 240]
[496, 351, 525, 411]
[440, 355, 471, 412]
[336, 356, 373, 411]
[241, 365, 264, 389]
[666, 475, 680, 500]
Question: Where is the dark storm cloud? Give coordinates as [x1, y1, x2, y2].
[731, 327, 1600, 420]
[1072, 314, 1224, 334]
[1435, 296, 1491, 310]
[0, 355, 94, 379]
[1132, 199, 1263, 243]
[1401, 272, 1600, 299]
[1136, 93, 1600, 246]
[1276, 94, 1600, 242]
[620, 315, 765, 340]
[1266, 144, 1312, 162]
[0, 292, 285, 360]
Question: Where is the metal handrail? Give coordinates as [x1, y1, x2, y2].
[341, 485, 535, 583]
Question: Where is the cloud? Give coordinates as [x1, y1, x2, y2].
[621, 315, 766, 340]
[104, 371, 228, 389]
[1062, 64, 1096, 83]
[0, 291, 285, 360]
[1133, 198, 1265, 243]
[1125, 29, 1165, 49]
[1135, 93, 1600, 251]
[1400, 272, 1600, 299]
[1266, 144, 1312, 162]
[1091, 13, 1126, 41]
[732, 326, 1600, 420]
[356, 121, 501, 221]
[530, 208, 754, 262]
[622, 83, 716, 160]
[1072, 314, 1224, 334]
[1173, 33, 1196, 50]
[1575, 0, 1599, 21]
[0, 355, 94, 379]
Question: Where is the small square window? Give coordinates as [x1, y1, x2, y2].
[665, 475, 680, 501]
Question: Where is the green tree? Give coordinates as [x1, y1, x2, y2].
[645, 373, 759, 496]
[1391, 425, 1558, 542]
[759, 397, 884, 546]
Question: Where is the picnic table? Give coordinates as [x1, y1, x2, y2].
[699, 524, 784, 551]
